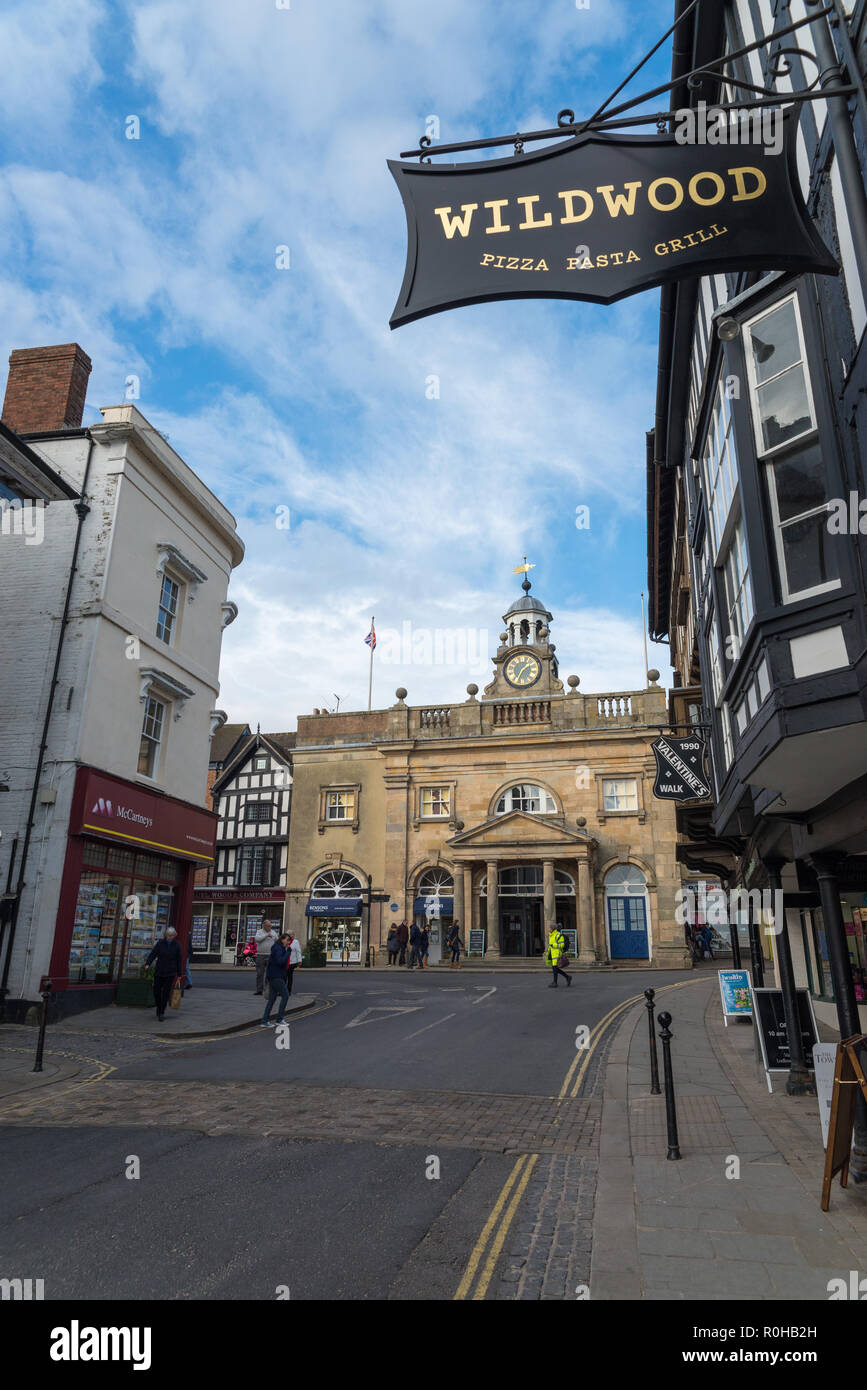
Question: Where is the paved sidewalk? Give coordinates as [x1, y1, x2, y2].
[48, 986, 318, 1039]
[0, 1050, 84, 1099]
[591, 976, 867, 1301]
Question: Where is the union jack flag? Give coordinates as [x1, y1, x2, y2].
[364, 623, 376, 650]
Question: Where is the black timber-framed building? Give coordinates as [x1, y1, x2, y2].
[648, 0, 867, 1125]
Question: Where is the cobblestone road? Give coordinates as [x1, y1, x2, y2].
[0, 1076, 599, 1155]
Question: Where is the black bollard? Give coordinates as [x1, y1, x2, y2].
[657, 1010, 681, 1160]
[32, 979, 52, 1073]
[644, 988, 661, 1094]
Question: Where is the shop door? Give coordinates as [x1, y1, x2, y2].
[501, 904, 526, 957]
[607, 896, 649, 959]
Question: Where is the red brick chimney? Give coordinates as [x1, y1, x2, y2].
[2, 343, 92, 434]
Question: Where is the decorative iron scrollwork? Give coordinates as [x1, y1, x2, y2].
[418, 135, 432, 165]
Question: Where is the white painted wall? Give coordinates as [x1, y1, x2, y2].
[0, 408, 243, 1002]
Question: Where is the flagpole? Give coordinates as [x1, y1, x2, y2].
[368, 615, 374, 712]
[640, 592, 649, 687]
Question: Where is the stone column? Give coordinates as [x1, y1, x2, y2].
[463, 864, 474, 937]
[542, 859, 556, 936]
[577, 855, 596, 964]
[453, 865, 465, 930]
[486, 859, 500, 958]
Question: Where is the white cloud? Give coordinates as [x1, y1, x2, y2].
[0, 0, 673, 728]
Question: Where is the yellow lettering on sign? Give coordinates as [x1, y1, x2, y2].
[648, 177, 684, 211]
[689, 171, 726, 206]
[558, 189, 594, 224]
[484, 199, 511, 234]
[729, 167, 766, 201]
[595, 182, 642, 217]
[516, 196, 553, 230]
[434, 204, 478, 238]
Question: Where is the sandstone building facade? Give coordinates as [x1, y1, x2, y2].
[286, 579, 687, 968]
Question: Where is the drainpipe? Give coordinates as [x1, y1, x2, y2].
[0, 436, 95, 1017]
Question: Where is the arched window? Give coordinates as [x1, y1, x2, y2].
[495, 784, 557, 815]
[605, 864, 646, 894]
[480, 867, 574, 896]
[311, 868, 363, 897]
[520, 619, 530, 643]
[417, 868, 454, 895]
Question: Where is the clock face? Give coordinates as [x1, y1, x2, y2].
[505, 651, 541, 688]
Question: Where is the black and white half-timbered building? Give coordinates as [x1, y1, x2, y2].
[192, 731, 294, 962]
[648, 0, 867, 1159]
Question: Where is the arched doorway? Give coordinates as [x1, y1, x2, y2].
[308, 868, 364, 963]
[414, 868, 454, 964]
[605, 864, 650, 960]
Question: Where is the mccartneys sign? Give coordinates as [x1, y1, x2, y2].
[388, 112, 836, 327]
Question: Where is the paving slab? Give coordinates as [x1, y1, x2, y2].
[37, 987, 319, 1039]
[590, 974, 867, 1301]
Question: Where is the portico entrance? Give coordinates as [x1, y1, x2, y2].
[482, 865, 577, 957]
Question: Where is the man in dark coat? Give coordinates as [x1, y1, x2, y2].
[409, 922, 422, 970]
[396, 920, 409, 966]
[146, 927, 182, 1021]
[261, 933, 291, 1027]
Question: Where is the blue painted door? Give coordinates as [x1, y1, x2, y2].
[607, 896, 649, 959]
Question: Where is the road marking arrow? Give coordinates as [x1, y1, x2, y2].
[471, 986, 497, 1005]
[344, 1005, 422, 1029]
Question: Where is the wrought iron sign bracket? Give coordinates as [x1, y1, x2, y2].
[400, 3, 854, 162]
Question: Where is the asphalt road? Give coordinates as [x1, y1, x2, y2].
[0, 966, 692, 1300]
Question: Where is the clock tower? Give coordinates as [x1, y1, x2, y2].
[483, 568, 565, 701]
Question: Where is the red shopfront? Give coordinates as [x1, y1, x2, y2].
[50, 767, 217, 998]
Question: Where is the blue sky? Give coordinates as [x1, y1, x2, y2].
[0, 0, 677, 724]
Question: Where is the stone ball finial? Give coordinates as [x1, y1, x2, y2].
[466, 683, 478, 697]
[395, 687, 407, 701]
[455, 819, 465, 831]
[577, 816, 587, 827]
[567, 674, 580, 688]
[539, 625, 549, 640]
[647, 668, 660, 684]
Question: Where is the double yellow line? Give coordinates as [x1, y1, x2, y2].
[454, 981, 696, 1299]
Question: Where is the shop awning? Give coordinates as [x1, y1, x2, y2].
[305, 898, 363, 918]
[413, 896, 454, 915]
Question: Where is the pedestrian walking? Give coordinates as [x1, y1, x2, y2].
[701, 924, 715, 960]
[254, 918, 278, 995]
[546, 925, 572, 988]
[446, 921, 464, 969]
[419, 924, 430, 969]
[396, 920, 409, 966]
[340, 936, 351, 967]
[386, 926, 400, 965]
[409, 921, 422, 969]
[261, 933, 292, 1027]
[146, 927, 183, 1020]
[287, 932, 302, 994]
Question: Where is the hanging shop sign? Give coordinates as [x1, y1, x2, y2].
[388, 111, 836, 327]
[651, 735, 712, 801]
